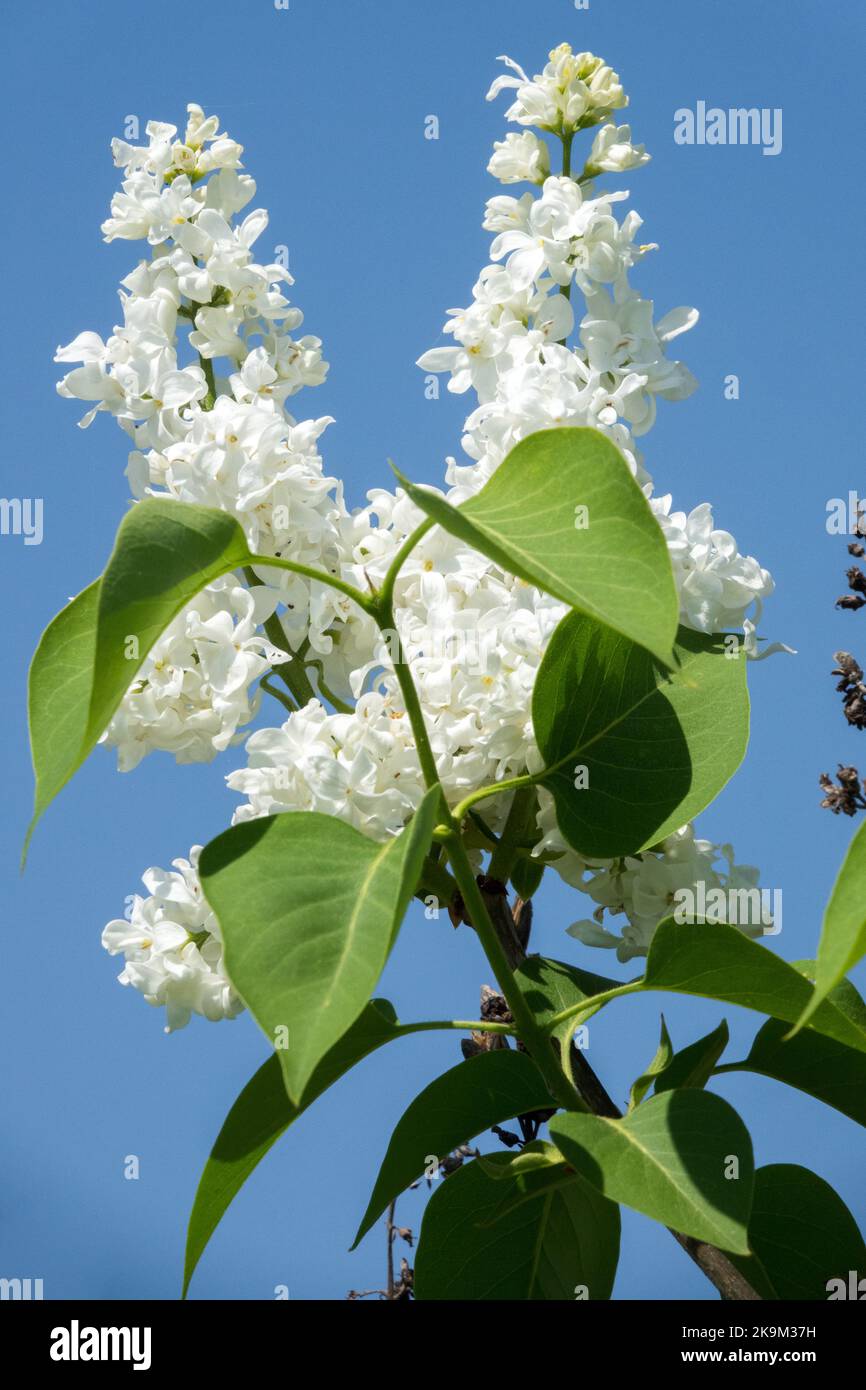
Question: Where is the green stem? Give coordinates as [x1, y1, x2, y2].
[259, 675, 297, 714]
[561, 127, 574, 178]
[407, 1019, 517, 1037]
[241, 565, 299, 703]
[547, 980, 643, 1032]
[363, 568, 581, 1111]
[359, 530, 761, 1302]
[248, 554, 374, 612]
[558, 129, 575, 331]
[198, 353, 217, 411]
[444, 832, 585, 1113]
[303, 657, 355, 714]
[242, 556, 372, 707]
[452, 772, 538, 826]
[189, 298, 359, 705]
[378, 518, 435, 609]
[371, 591, 442, 794]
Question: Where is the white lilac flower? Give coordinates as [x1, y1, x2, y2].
[561, 823, 767, 963]
[102, 171, 207, 246]
[74, 66, 778, 1002]
[651, 497, 774, 634]
[228, 500, 569, 829]
[228, 694, 428, 840]
[486, 46, 627, 134]
[130, 396, 338, 549]
[57, 101, 331, 468]
[102, 848, 243, 1032]
[417, 264, 573, 403]
[205, 167, 258, 218]
[419, 48, 774, 652]
[110, 120, 179, 178]
[585, 123, 650, 175]
[486, 177, 634, 290]
[580, 291, 698, 404]
[102, 578, 286, 771]
[533, 787, 768, 960]
[487, 131, 551, 185]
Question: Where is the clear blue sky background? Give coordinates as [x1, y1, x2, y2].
[2, 0, 865, 1302]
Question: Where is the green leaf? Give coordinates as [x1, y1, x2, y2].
[26, 498, 365, 847]
[396, 427, 677, 664]
[352, 1049, 555, 1249]
[414, 1149, 621, 1300]
[183, 999, 409, 1296]
[731, 1011, 866, 1130]
[514, 955, 624, 1085]
[514, 955, 622, 1032]
[25, 580, 99, 859]
[511, 856, 545, 899]
[805, 970, 866, 1033]
[85, 499, 254, 753]
[551, 1090, 754, 1254]
[628, 1016, 673, 1110]
[729, 1165, 866, 1300]
[532, 615, 749, 857]
[792, 817, 866, 1033]
[654, 1019, 730, 1094]
[642, 919, 866, 1054]
[473, 1139, 562, 1187]
[25, 500, 257, 846]
[199, 790, 440, 1103]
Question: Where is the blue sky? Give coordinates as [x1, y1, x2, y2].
[2, 0, 865, 1301]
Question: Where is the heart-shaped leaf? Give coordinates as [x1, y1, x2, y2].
[183, 999, 412, 1296]
[643, 919, 866, 1054]
[414, 1149, 620, 1300]
[514, 955, 622, 1031]
[25, 580, 100, 859]
[85, 500, 253, 752]
[729, 1164, 866, 1300]
[199, 790, 439, 1102]
[731, 984, 866, 1129]
[792, 817, 866, 1033]
[550, 1089, 754, 1254]
[26, 498, 365, 850]
[397, 427, 677, 663]
[532, 613, 749, 857]
[353, 1049, 554, 1249]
